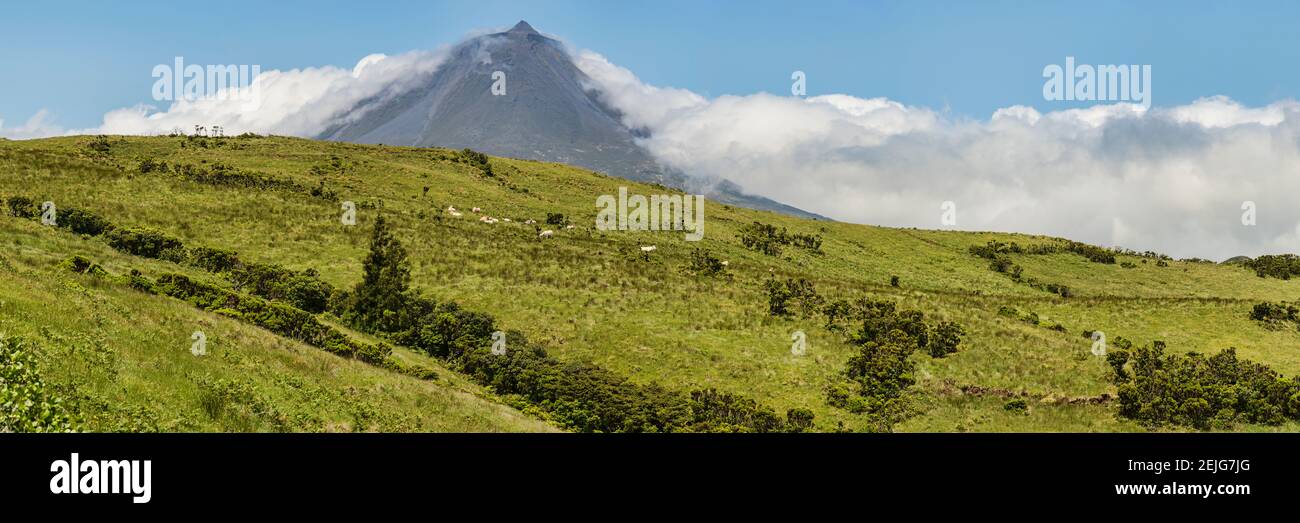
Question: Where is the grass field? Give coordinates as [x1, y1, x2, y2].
[3, 134, 1299, 432]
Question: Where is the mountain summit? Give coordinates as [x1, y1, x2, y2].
[320, 21, 819, 218]
[508, 20, 538, 34]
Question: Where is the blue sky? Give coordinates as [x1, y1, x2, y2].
[1, 0, 1296, 130]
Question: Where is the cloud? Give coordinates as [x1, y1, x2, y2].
[575, 51, 1300, 261]
[0, 109, 65, 139]
[88, 48, 449, 137]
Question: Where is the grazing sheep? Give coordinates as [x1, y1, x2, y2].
[565, 224, 576, 230]
[449, 211, 463, 217]
[524, 219, 537, 225]
[640, 245, 656, 252]
[503, 218, 512, 222]
[539, 230, 554, 238]
[472, 207, 483, 213]
[721, 260, 729, 266]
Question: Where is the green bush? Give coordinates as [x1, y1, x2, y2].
[683, 248, 727, 277]
[1110, 341, 1300, 429]
[57, 207, 111, 236]
[460, 148, 493, 176]
[1250, 301, 1299, 328]
[188, 246, 241, 273]
[1244, 254, 1300, 279]
[6, 196, 37, 218]
[105, 227, 186, 262]
[764, 278, 822, 318]
[58, 255, 108, 277]
[0, 335, 76, 432]
[739, 221, 822, 256]
[545, 212, 567, 226]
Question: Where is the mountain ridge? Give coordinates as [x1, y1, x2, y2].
[320, 21, 826, 220]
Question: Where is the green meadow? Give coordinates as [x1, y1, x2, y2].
[3, 134, 1298, 432]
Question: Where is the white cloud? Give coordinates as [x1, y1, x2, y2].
[0, 109, 65, 139]
[575, 50, 1300, 260]
[88, 49, 449, 137]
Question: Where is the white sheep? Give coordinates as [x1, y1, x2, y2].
[472, 207, 483, 213]
[524, 219, 537, 225]
[565, 224, 576, 230]
[640, 245, 656, 252]
[539, 230, 554, 238]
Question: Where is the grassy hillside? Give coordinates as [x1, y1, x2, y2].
[3, 134, 1298, 432]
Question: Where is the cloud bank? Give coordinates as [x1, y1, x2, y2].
[575, 52, 1300, 261]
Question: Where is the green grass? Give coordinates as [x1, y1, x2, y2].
[4, 134, 1299, 432]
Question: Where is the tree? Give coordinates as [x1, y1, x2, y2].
[351, 215, 411, 332]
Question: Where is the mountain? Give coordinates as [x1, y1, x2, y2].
[320, 21, 823, 219]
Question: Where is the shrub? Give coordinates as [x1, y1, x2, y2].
[86, 135, 112, 154]
[58, 255, 108, 277]
[1244, 254, 1300, 279]
[188, 246, 241, 273]
[105, 227, 186, 262]
[1250, 301, 1299, 326]
[890, 275, 900, 287]
[154, 273, 361, 358]
[683, 249, 727, 277]
[822, 298, 966, 427]
[0, 335, 76, 432]
[928, 321, 964, 358]
[739, 221, 822, 256]
[57, 207, 111, 236]
[460, 148, 493, 176]
[228, 263, 333, 314]
[138, 157, 168, 174]
[1063, 241, 1117, 264]
[1004, 399, 1029, 414]
[6, 196, 37, 218]
[785, 408, 816, 432]
[1111, 341, 1300, 429]
[545, 212, 567, 226]
[764, 278, 822, 318]
[688, 388, 784, 433]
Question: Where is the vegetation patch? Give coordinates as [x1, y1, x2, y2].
[1108, 341, 1300, 430]
[1, 334, 77, 432]
[739, 221, 822, 256]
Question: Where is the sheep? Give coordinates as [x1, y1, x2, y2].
[640, 245, 656, 252]
[524, 219, 537, 225]
[539, 230, 554, 238]
[565, 224, 576, 230]
[472, 207, 483, 213]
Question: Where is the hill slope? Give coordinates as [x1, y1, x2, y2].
[3, 134, 1300, 432]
